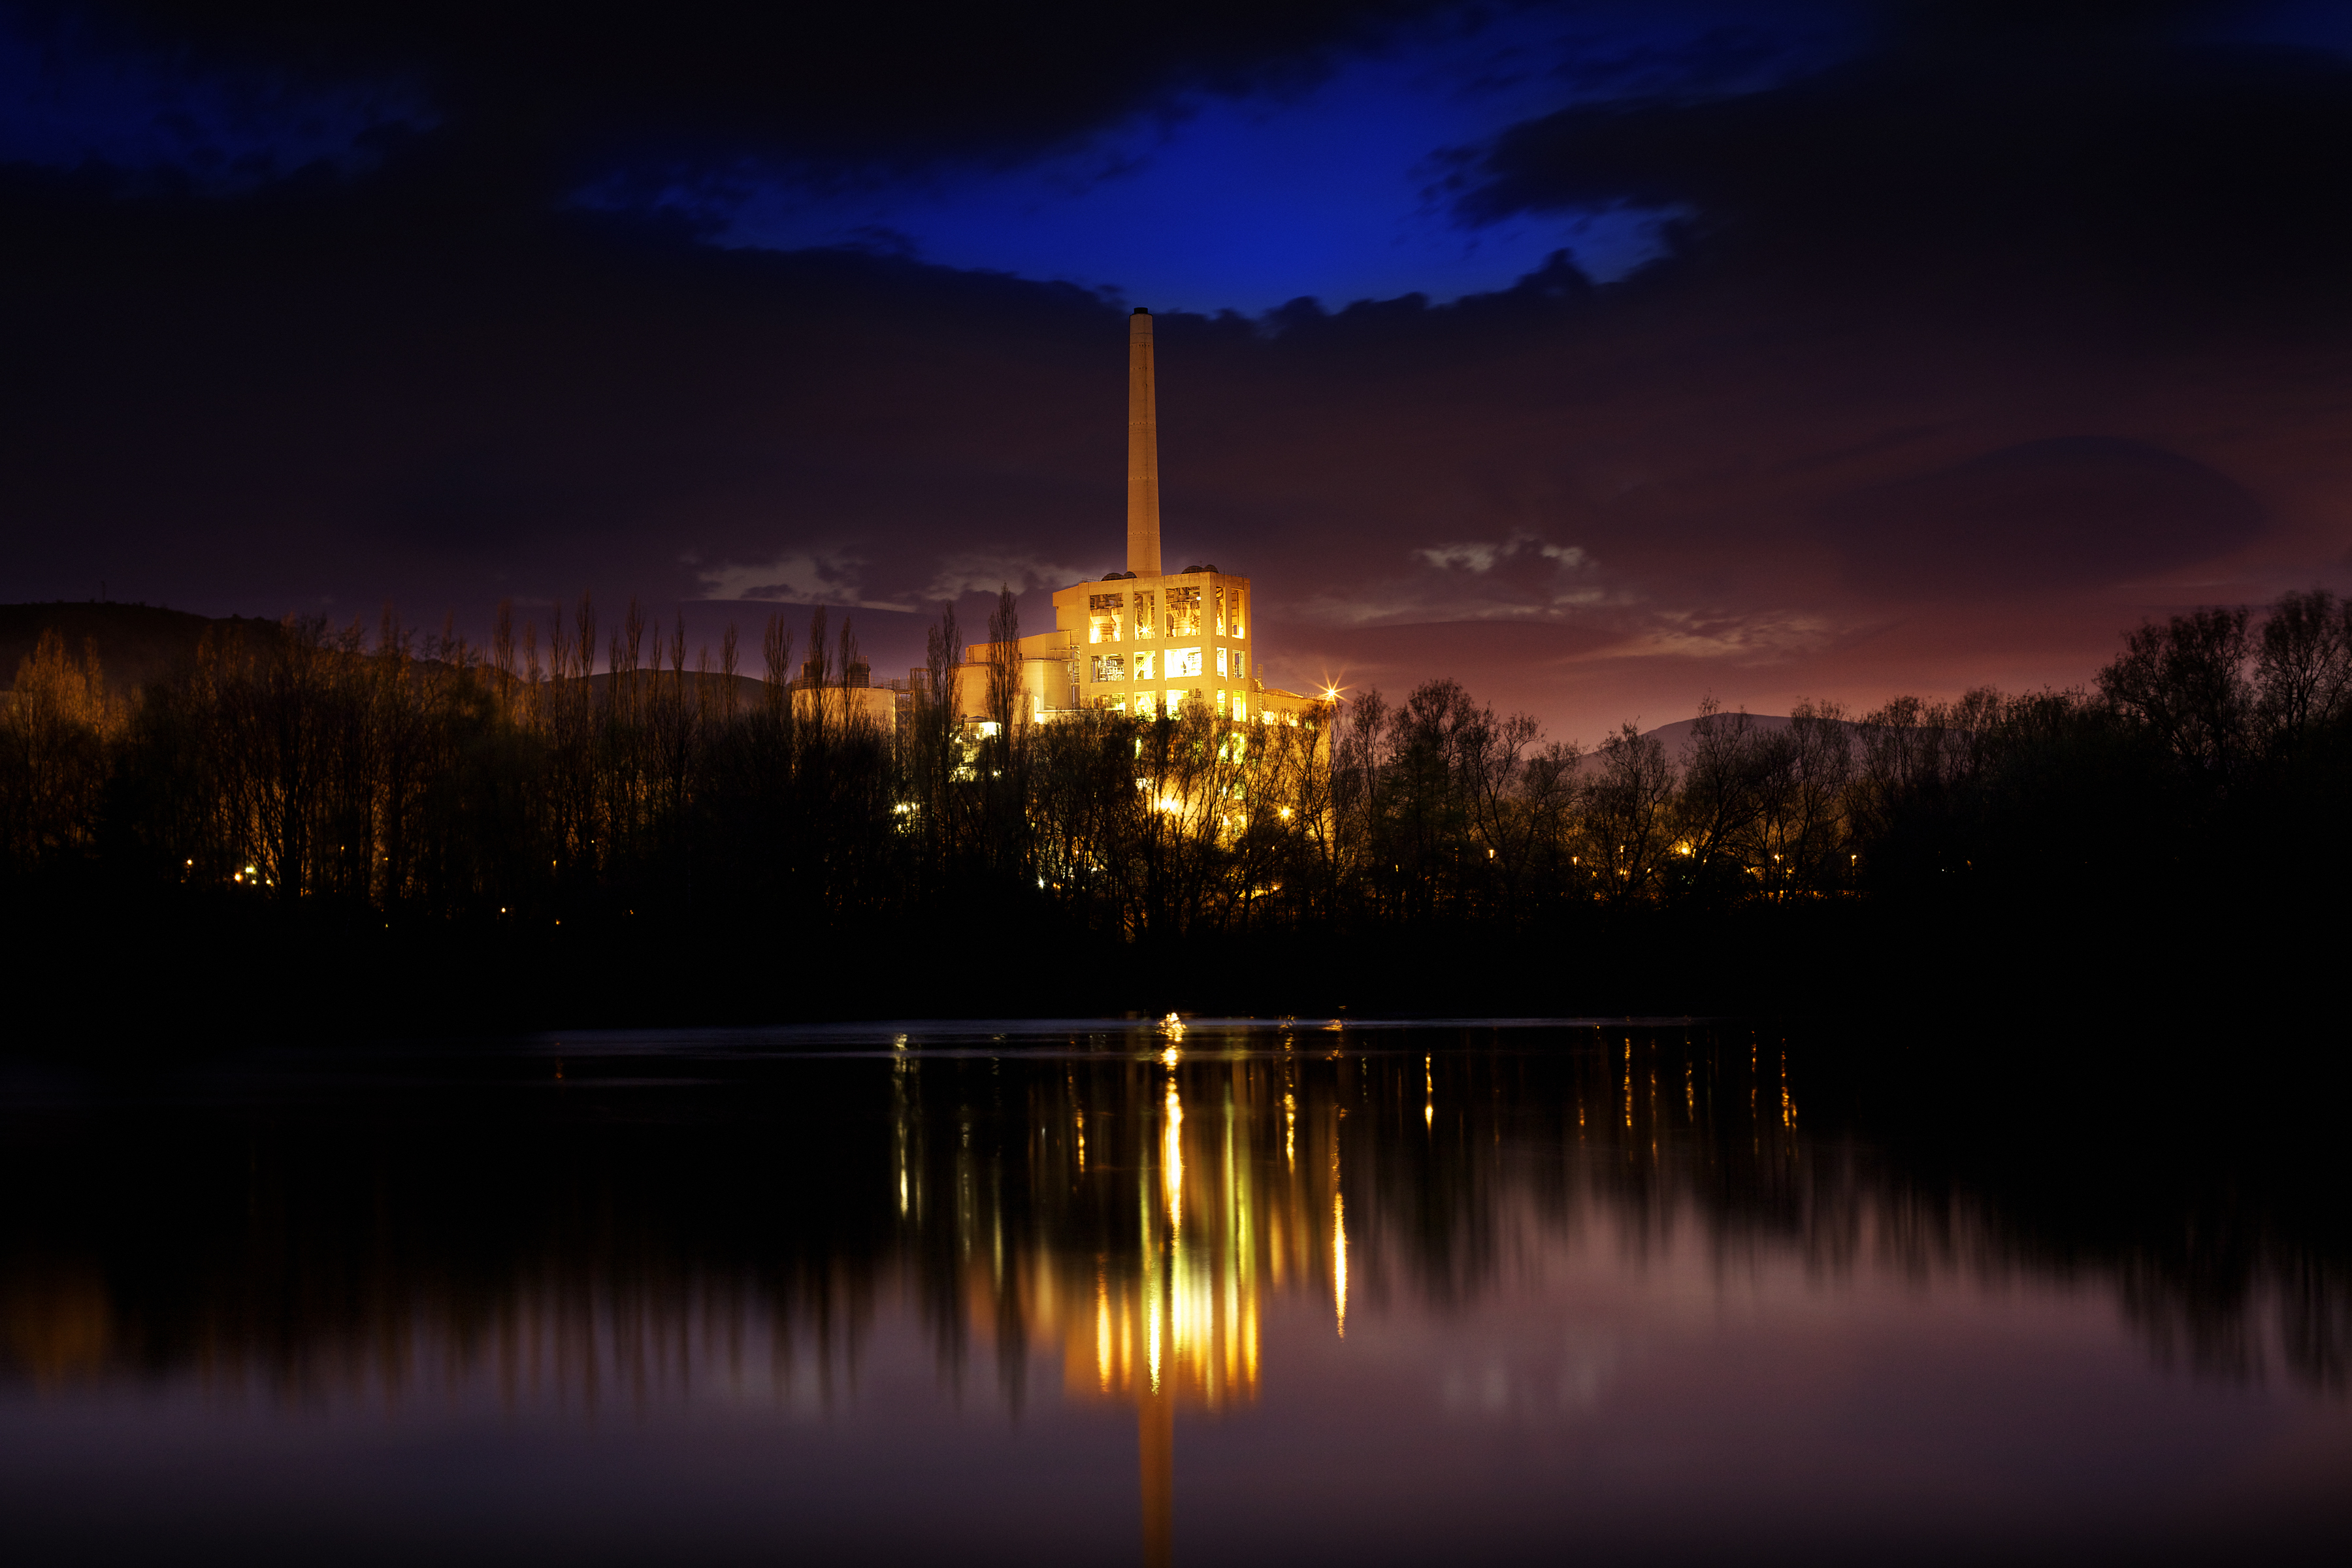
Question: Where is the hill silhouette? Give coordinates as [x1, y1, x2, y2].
[1573, 711, 1816, 775]
[0, 603, 287, 694]
[1, 604, 858, 707]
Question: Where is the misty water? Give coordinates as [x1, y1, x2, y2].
[1, 1021, 2345, 1566]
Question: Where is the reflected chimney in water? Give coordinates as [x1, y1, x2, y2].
[1141, 1384, 1173, 1568]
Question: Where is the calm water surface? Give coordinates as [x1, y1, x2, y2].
[1, 1020, 2345, 1565]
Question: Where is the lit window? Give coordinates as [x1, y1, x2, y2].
[1134, 692, 1156, 717]
[1088, 593, 1124, 644]
[1097, 694, 1126, 713]
[1215, 646, 1228, 677]
[1166, 689, 1185, 713]
[1090, 653, 1125, 683]
[1168, 586, 1201, 637]
[1134, 650, 1155, 681]
[1232, 589, 1245, 638]
[1233, 693, 1247, 721]
[1169, 647, 1202, 678]
[1233, 650, 1246, 679]
[1215, 585, 1226, 636]
[1217, 689, 1228, 717]
[1132, 591, 1156, 638]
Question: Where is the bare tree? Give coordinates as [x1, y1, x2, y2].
[1582, 723, 1676, 902]
[0, 631, 125, 872]
[2255, 589, 2352, 747]
[2099, 606, 2254, 780]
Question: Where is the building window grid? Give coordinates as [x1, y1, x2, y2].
[1056, 577, 1280, 722]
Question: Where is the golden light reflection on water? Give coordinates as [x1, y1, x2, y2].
[1056, 1058, 1272, 1422]
[5, 1032, 2317, 1416]
[0, 1033, 2118, 1418]
[1162, 1077, 1184, 1238]
[3, 1026, 2344, 1568]
[1332, 1191, 1348, 1340]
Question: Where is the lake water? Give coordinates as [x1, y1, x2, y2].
[0, 1020, 2344, 1565]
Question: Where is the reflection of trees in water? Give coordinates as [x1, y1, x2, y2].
[1841, 1100, 2352, 1397]
[0, 1031, 2343, 1403]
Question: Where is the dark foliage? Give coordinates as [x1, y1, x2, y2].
[3, 590, 2346, 1036]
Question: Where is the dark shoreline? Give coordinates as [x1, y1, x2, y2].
[14, 872, 2330, 1055]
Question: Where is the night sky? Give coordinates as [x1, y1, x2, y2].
[7, 0, 2352, 742]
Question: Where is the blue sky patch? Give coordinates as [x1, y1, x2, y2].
[578, 2, 1859, 313]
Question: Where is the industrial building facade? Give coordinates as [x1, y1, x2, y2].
[940, 308, 1320, 729]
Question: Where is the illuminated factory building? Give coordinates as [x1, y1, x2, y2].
[939, 309, 1321, 727]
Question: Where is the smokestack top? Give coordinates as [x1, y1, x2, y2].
[1133, 306, 1150, 315]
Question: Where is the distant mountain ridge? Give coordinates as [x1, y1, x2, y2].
[1, 604, 798, 706]
[1573, 713, 1826, 775]
[1632, 713, 1803, 752]
[7, 607, 1831, 752]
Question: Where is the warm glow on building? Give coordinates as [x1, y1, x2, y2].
[916, 309, 1325, 734]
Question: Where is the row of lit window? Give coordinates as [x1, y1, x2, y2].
[1086, 585, 1245, 644]
[1089, 647, 1245, 683]
[1096, 689, 1249, 719]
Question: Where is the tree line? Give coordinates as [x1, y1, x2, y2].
[3, 588, 2345, 1023]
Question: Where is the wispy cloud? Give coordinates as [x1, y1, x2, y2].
[692, 549, 911, 611]
[693, 547, 1083, 610]
[1301, 530, 1835, 665]
[1414, 534, 1587, 574]
[923, 551, 1085, 600]
[1308, 530, 1601, 625]
[1601, 608, 1838, 661]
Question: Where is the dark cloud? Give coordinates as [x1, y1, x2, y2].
[0, 4, 435, 190]
[5, 1, 2352, 744]
[1816, 438, 2265, 598]
[90, 0, 1449, 176]
[1461, 3, 2352, 310]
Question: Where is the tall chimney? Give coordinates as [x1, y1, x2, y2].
[1126, 307, 1162, 577]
